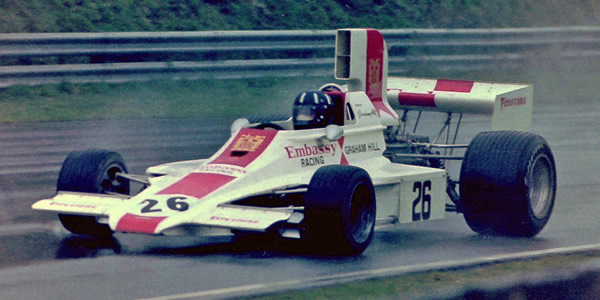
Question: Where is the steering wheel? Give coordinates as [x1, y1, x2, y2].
[318, 83, 345, 93]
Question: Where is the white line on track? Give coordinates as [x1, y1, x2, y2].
[139, 243, 600, 300]
[0, 221, 64, 236]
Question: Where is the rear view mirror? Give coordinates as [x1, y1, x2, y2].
[324, 124, 344, 141]
[230, 118, 250, 135]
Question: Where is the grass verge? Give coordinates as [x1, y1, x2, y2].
[0, 77, 323, 122]
[242, 251, 600, 299]
[1, 62, 599, 123]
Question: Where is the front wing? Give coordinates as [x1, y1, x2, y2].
[32, 192, 298, 234]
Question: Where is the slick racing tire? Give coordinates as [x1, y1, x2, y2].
[460, 131, 556, 237]
[304, 165, 376, 256]
[57, 149, 129, 237]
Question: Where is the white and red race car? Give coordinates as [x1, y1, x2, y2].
[33, 28, 556, 256]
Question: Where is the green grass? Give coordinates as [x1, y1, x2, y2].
[241, 251, 600, 299]
[0, 77, 331, 122]
[1, 62, 598, 123]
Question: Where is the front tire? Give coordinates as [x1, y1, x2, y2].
[57, 149, 129, 237]
[303, 165, 376, 256]
[460, 131, 556, 237]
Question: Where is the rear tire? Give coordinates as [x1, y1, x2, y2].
[57, 149, 129, 237]
[303, 165, 376, 256]
[460, 131, 556, 237]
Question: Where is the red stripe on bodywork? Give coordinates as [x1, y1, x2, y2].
[434, 79, 474, 93]
[210, 128, 277, 167]
[398, 92, 436, 107]
[156, 128, 271, 200]
[365, 29, 396, 119]
[116, 213, 166, 234]
[337, 136, 349, 166]
[158, 173, 235, 199]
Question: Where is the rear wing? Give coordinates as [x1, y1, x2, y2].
[334, 28, 533, 131]
[387, 77, 533, 131]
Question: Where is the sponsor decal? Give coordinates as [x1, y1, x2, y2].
[231, 134, 266, 152]
[49, 202, 96, 209]
[284, 143, 337, 158]
[344, 142, 381, 155]
[500, 97, 526, 109]
[301, 156, 325, 167]
[196, 164, 247, 176]
[210, 216, 259, 225]
[366, 29, 397, 119]
[368, 58, 381, 88]
[210, 128, 277, 167]
[285, 143, 337, 168]
[358, 109, 378, 118]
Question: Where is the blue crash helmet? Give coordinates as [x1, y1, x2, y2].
[293, 91, 334, 130]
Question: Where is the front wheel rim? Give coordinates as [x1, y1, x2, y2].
[100, 163, 127, 194]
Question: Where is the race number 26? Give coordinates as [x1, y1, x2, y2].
[412, 180, 432, 221]
[140, 196, 189, 213]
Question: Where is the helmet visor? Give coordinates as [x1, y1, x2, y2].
[294, 106, 315, 122]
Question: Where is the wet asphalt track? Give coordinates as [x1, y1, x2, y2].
[0, 100, 599, 299]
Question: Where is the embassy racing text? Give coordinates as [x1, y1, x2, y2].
[285, 143, 337, 168]
[284, 143, 337, 159]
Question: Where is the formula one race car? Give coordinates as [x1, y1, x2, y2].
[33, 28, 556, 256]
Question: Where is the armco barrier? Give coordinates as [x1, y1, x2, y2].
[0, 26, 599, 87]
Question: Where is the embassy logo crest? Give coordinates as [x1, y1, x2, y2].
[231, 134, 266, 152]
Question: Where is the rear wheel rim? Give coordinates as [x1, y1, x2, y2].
[529, 155, 554, 219]
[349, 183, 374, 243]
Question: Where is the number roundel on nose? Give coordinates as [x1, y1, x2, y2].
[140, 196, 189, 214]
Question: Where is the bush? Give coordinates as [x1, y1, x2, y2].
[0, 0, 598, 33]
